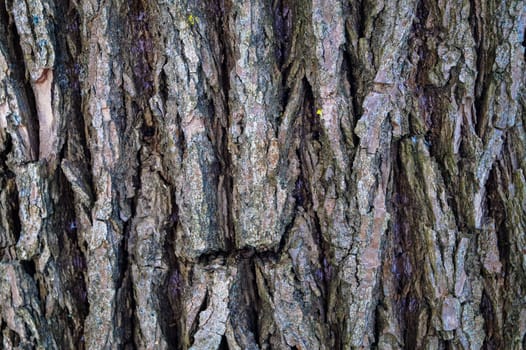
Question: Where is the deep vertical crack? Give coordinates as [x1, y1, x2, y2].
[159, 195, 182, 349]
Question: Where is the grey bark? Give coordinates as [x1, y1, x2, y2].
[0, 0, 525, 349]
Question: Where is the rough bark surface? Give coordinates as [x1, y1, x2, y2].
[0, 0, 525, 349]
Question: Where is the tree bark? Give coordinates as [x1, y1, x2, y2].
[0, 0, 525, 349]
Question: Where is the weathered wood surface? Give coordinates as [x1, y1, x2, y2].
[0, 0, 524, 349]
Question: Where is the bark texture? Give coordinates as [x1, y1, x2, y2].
[0, 0, 525, 349]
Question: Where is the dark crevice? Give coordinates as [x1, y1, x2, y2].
[480, 290, 502, 349]
[3, 328, 20, 347]
[204, 0, 235, 252]
[280, 68, 292, 114]
[216, 0, 235, 249]
[250, 258, 263, 347]
[227, 257, 259, 349]
[344, 0, 373, 142]
[467, 0, 482, 78]
[159, 265, 182, 348]
[158, 67, 169, 106]
[9, 179, 21, 245]
[357, 0, 366, 39]
[345, 0, 367, 43]
[408, 0, 468, 232]
[64, 105, 93, 196]
[21, 259, 36, 278]
[486, 166, 509, 276]
[473, 63, 496, 141]
[116, 219, 135, 348]
[401, 293, 422, 349]
[410, 0, 437, 134]
[116, 4, 162, 345]
[296, 83, 320, 203]
[341, 46, 361, 147]
[292, 175, 306, 210]
[0, 0, 9, 41]
[126, 292, 137, 350]
[196, 249, 227, 265]
[291, 75, 333, 337]
[55, 0, 82, 94]
[159, 188, 182, 349]
[114, 136, 140, 348]
[116, 268, 136, 350]
[468, 0, 482, 46]
[315, 213, 331, 323]
[277, 205, 296, 256]
[175, 110, 186, 158]
[391, 140, 424, 349]
[301, 77, 321, 142]
[50, 7, 93, 337]
[127, 1, 155, 97]
[116, 203, 134, 292]
[332, 310, 343, 350]
[220, 131, 235, 251]
[55, 0, 92, 192]
[162, 269, 183, 348]
[273, 0, 293, 69]
[371, 301, 383, 348]
[218, 335, 229, 350]
[473, 76, 490, 139]
[197, 247, 280, 266]
[468, 0, 496, 138]
[214, 98, 234, 251]
[295, 76, 334, 329]
[55, 169, 89, 347]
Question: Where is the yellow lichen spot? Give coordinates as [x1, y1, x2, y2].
[188, 14, 197, 26]
[316, 108, 323, 117]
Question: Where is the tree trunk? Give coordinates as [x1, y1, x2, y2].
[0, 0, 524, 349]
